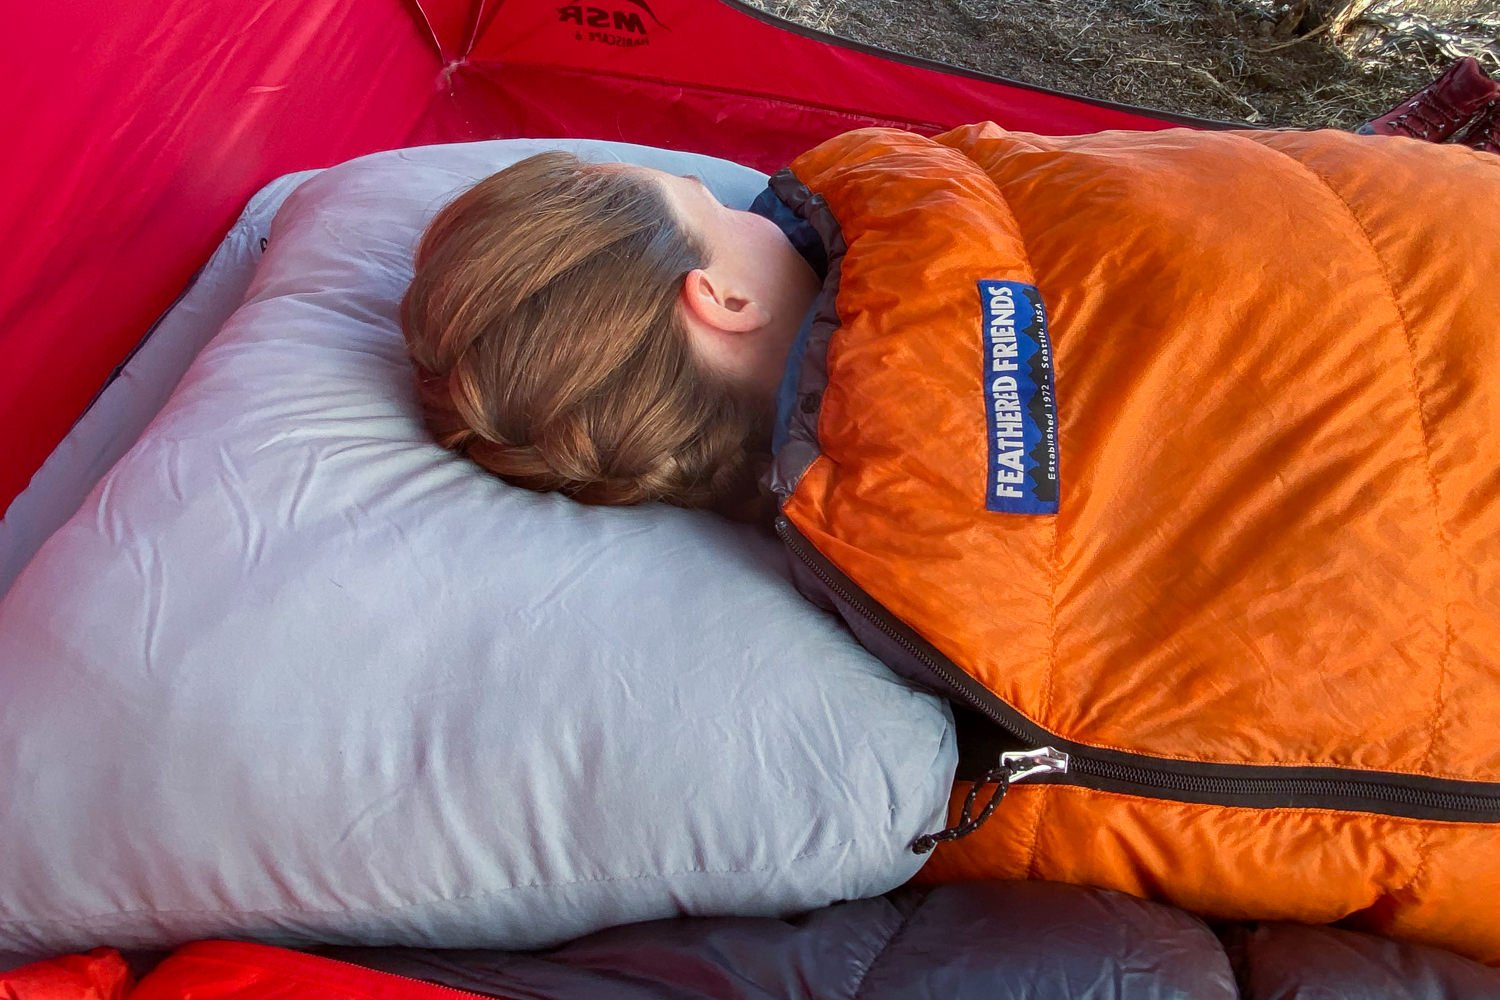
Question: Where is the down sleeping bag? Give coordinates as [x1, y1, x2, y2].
[764, 123, 1500, 963]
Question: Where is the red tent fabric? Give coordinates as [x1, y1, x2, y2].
[0, 0, 1213, 516]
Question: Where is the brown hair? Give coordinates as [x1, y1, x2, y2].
[400, 151, 771, 520]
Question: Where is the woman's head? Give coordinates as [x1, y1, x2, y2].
[400, 151, 818, 520]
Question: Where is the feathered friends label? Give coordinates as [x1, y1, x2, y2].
[979, 280, 1058, 514]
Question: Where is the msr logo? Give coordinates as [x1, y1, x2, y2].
[558, 1, 670, 48]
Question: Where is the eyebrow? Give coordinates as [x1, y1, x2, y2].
[677, 173, 709, 192]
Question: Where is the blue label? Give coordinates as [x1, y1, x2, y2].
[979, 280, 1058, 514]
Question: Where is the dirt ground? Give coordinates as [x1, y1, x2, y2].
[740, 0, 1500, 128]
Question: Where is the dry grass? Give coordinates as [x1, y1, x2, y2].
[742, 0, 1500, 127]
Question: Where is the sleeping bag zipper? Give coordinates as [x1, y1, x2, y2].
[774, 516, 1500, 852]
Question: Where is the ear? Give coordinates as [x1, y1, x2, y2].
[680, 268, 769, 334]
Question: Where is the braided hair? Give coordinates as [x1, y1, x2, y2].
[400, 152, 772, 519]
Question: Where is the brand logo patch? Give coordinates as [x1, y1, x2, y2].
[979, 280, 1058, 514]
[558, 1, 669, 48]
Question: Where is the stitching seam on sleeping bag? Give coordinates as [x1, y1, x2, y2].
[850, 889, 925, 1000]
[957, 142, 1061, 877]
[939, 139, 1062, 726]
[0, 838, 857, 927]
[1208, 133, 1454, 890]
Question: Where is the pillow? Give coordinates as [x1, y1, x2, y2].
[0, 139, 956, 962]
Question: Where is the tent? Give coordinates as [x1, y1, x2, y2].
[1, 0, 1219, 521]
[10, 4, 1500, 994]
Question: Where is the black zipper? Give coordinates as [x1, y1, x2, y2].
[775, 515, 1500, 826]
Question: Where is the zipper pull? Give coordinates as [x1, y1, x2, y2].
[1001, 746, 1070, 782]
[910, 746, 1069, 855]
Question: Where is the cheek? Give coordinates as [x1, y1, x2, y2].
[743, 214, 812, 284]
[736, 211, 785, 250]
[735, 214, 774, 251]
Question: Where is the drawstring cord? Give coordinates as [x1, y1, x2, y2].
[909, 747, 1070, 855]
[910, 763, 1014, 855]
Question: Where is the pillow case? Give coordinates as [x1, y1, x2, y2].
[0, 138, 956, 963]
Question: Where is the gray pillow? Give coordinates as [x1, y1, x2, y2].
[0, 139, 956, 965]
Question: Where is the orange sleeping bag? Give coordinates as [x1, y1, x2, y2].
[766, 124, 1500, 961]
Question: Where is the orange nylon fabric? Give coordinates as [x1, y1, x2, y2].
[780, 124, 1500, 961]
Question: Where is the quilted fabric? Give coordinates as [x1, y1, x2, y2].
[770, 124, 1500, 961]
[13, 881, 1500, 998]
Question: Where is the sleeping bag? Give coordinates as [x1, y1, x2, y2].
[764, 123, 1500, 963]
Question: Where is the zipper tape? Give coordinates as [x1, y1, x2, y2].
[775, 515, 1500, 825]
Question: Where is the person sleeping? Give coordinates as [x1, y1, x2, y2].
[399, 151, 818, 523]
[398, 123, 1500, 965]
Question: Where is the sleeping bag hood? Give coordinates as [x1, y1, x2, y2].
[766, 122, 1500, 963]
